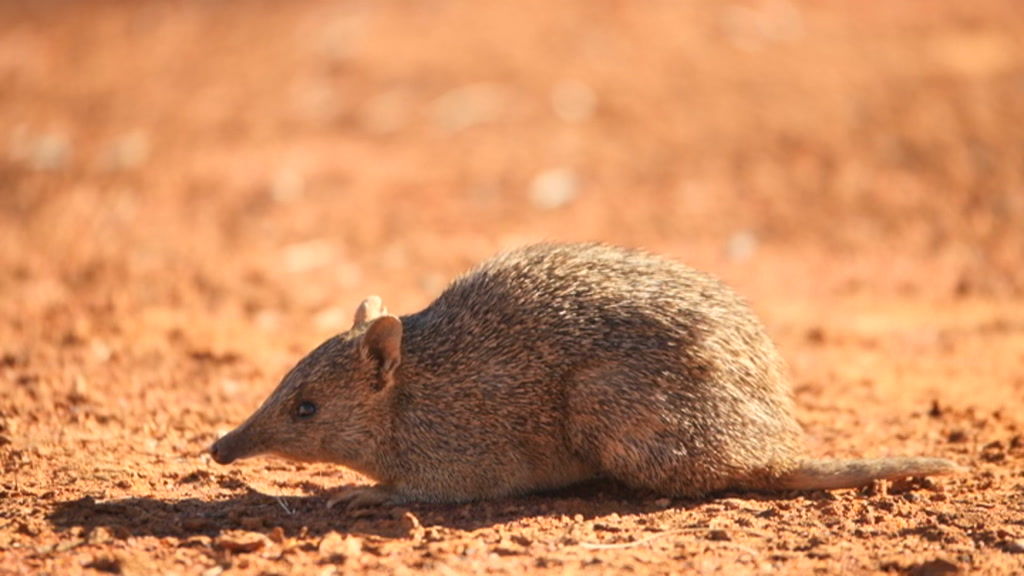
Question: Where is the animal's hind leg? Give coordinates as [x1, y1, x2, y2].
[564, 368, 740, 499]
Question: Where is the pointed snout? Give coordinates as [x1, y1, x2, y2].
[209, 435, 236, 464]
[209, 426, 258, 465]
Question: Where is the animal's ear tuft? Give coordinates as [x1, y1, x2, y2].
[359, 315, 402, 390]
[352, 295, 388, 328]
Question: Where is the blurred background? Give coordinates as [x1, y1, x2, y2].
[1, 0, 1022, 453]
[3, 0, 1021, 306]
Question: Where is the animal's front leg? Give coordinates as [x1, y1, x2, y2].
[325, 485, 399, 510]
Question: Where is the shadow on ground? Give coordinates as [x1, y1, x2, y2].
[47, 480, 731, 540]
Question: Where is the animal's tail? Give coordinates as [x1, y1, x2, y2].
[779, 457, 965, 491]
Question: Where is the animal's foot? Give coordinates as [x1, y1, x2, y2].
[326, 485, 397, 511]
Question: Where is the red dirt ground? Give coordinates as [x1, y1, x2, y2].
[2, 1, 1023, 574]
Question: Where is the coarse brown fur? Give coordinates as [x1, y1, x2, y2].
[210, 243, 962, 505]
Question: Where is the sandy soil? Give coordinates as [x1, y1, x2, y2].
[2, 1, 1023, 574]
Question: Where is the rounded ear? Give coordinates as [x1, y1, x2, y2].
[359, 315, 402, 390]
[352, 295, 388, 328]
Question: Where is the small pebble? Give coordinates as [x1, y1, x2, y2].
[432, 83, 507, 132]
[100, 131, 149, 171]
[1004, 539, 1024, 554]
[707, 529, 731, 541]
[9, 127, 72, 171]
[726, 230, 758, 261]
[281, 239, 335, 273]
[214, 532, 265, 553]
[528, 167, 579, 210]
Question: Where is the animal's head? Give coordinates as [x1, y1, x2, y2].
[209, 296, 402, 477]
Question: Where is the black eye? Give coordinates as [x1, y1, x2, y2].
[296, 401, 317, 419]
